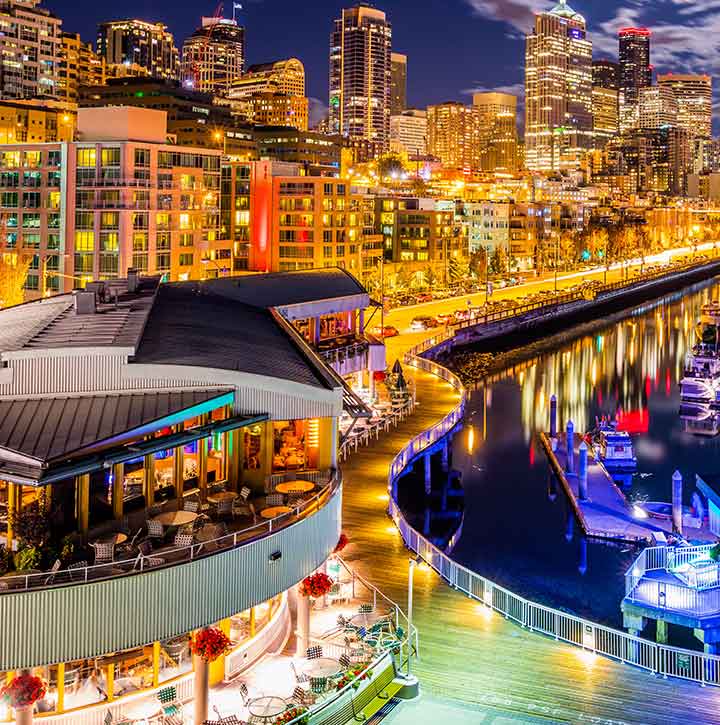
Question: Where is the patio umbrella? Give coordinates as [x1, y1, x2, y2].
[395, 368, 408, 391]
[392, 359, 403, 375]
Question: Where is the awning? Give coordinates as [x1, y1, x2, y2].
[341, 379, 373, 419]
[0, 412, 269, 486]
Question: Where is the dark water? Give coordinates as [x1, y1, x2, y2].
[447, 277, 720, 629]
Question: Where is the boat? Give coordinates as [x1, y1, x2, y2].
[679, 402, 720, 437]
[680, 302, 720, 405]
[592, 419, 637, 471]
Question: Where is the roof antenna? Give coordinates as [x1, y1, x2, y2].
[233, 2, 242, 22]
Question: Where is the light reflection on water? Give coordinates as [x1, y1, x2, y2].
[450, 278, 720, 627]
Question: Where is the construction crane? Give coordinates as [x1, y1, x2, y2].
[185, 2, 225, 91]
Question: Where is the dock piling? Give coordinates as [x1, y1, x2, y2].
[672, 470, 683, 535]
[578, 441, 588, 500]
[566, 421, 575, 474]
[550, 395, 557, 437]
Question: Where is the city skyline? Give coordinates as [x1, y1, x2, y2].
[47, 0, 717, 130]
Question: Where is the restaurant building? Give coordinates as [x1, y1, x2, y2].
[0, 270, 363, 722]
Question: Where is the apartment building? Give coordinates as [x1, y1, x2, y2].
[0, 106, 221, 296]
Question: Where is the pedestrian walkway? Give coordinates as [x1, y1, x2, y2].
[340, 363, 720, 725]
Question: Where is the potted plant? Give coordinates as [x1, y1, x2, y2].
[190, 627, 231, 724]
[13, 546, 40, 573]
[333, 533, 349, 554]
[1, 673, 46, 725]
[273, 706, 308, 724]
[298, 572, 334, 599]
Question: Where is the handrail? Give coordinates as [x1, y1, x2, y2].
[0, 471, 341, 594]
[390, 334, 720, 687]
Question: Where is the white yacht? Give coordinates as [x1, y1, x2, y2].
[680, 302, 720, 405]
[593, 419, 637, 471]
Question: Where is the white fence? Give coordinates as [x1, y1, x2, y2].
[389, 338, 720, 688]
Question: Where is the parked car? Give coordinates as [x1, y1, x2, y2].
[370, 325, 400, 338]
[435, 312, 455, 325]
[410, 316, 439, 331]
[414, 293, 433, 304]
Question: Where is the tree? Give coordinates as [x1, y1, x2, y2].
[0, 253, 30, 308]
[448, 257, 470, 284]
[489, 247, 507, 275]
[423, 265, 439, 291]
[557, 231, 578, 270]
[377, 153, 405, 183]
[469, 249, 488, 280]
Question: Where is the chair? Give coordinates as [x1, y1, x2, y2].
[265, 494, 284, 507]
[148, 504, 163, 517]
[173, 532, 194, 549]
[291, 686, 315, 707]
[67, 561, 89, 581]
[358, 603, 373, 614]
[290, 661, 309, 684]
[156, 685, 181, 717]
[183, 499, 200, 513]
[92, 542, 115, 565]
[215, 498, 234, 519]
[44, 559, 61, 585]
[147, 519, 165, 540]
[339, 654, 351, 669]
[239, 486, 251, 502]
[309, 676, 327, 694]
[238, 682, 251, 707]
[306, 645, 323, 660]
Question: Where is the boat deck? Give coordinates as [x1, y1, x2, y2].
[341, 361, 720, 724]
[540, 431, 716, 544]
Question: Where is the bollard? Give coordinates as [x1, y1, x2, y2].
[566, 421, 575, 474]
[672, 470, 683, 535]
[578, 441, 588, 500]
[550, 395, 558, 437]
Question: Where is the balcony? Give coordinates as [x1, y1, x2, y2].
[318, 336, 386, 377]
[0, 471, 342, 671]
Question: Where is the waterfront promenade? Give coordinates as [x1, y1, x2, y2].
[341, 344, 720, 723]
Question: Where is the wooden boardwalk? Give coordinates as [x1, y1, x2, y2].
[540, 432, 715, 545]
[341, 364, 720, 725]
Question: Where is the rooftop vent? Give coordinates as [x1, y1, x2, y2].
[127, 268, 139, 294]
[73, 290, 96, 315]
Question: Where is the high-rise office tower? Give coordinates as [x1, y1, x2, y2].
[58, 32, 106, 103]
[639, 85, 677, 130]
[390, 52, 407, 115]
[592, 59, 619, 90]
[524, 0, 593, 172]
[658, 73, 712, 139]
[329, 5, 392, 150]
[473, 92, 519, 172]
[618, 27, 651, 131]
[427, 101, 482, 172]
[0, 0, 62, 99]
[97, 19, 179, 81]
[181, 16, 244, 96]
[389, 109, 427, 156]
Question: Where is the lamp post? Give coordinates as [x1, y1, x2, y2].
[201, 255, 229, 278]
[406, 555, 421, 676]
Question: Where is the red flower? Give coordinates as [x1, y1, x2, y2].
[1, 674, 46, 708]
[299, 572, 334, 598]
[334, 533, 349, 553]
[190, 627, 231, 662]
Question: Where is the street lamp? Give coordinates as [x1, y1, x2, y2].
[406, 555, 421, 677]
[201, 255, 229, 278]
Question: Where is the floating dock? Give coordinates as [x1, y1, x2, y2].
[539, 430, 716, 545]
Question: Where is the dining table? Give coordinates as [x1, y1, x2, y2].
[93, 532, 127, 545]
[153, 510, 198, 527]
[275, 480, 315, 494]
[301, 656, 342, 678]
[207, 491, 238, 504]
[260, 506, 292, 520]
[247, 695, 288, 721]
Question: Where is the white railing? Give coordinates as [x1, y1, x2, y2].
[389, 337, 720, 688]
[0, 472, 340, 594]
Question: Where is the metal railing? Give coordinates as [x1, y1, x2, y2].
[0, 471, 340, 594]
[389, 337, 720, 687]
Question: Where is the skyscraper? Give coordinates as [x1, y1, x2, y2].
[329, 5, 392, 150]
[390, 52, 407, 115]
[524, 0, 593, 172]
[638, 85, 677, 130]
[181, 16, 245, 96]
[0, 0, 62, 99]
[592, 59, 619, 90]
[427, 101, 482, 173]
[658, 73, 712, 139]
[97, 19, 179, 81]
[390, 109, 427, 156]
[618, 28, 651, 131]
[58, 32, 106, 103]
[473, 92, 519, 172]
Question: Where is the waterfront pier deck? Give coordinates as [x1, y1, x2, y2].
[539, 431, 716, 545]
[341, 359, 720, 724]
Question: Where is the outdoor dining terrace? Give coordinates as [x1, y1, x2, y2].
[38, 559, 414, 725]
[0, 471, 337, 593]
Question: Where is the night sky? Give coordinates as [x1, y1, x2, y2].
[48, 0, 718, 130]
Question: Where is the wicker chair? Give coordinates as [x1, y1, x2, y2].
[92, 542, 115, 565]
[309, 676, 327, 694]
[290, 661, 309, 684]
[173, 533, 194, 549]
[156, 685, 181, 717]
[183, 499, 200, 513]
[147, 519, 165, 540]
[306, 645, 323, 660]
[239, 486, 251, 502]
[265, 494, 284, 508]
[339, 653, 351, 669]
[215, 498, 234, 519]
[291, 686, 315, 707]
